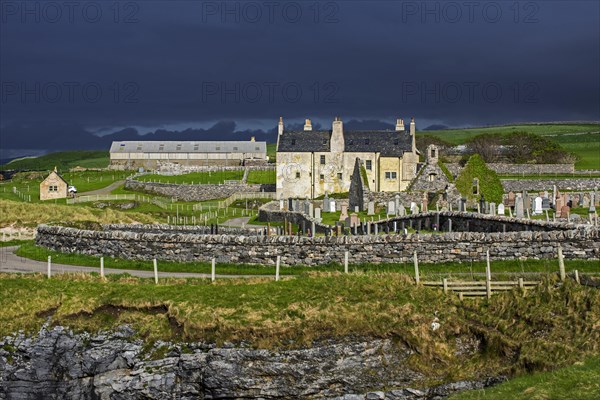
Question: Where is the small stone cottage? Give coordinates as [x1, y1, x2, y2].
[39, 167, 68, 201]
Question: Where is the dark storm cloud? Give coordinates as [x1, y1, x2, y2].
[1, 0, 598, 158]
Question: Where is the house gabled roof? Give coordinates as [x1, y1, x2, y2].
[277, 130, 413, 157]
[43, 169, 68, 185]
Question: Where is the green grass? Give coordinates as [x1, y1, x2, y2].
[14, 241, 600, 277]
[267, 143, 277, 162]
[137, 171, 244, 184]
[0, 239, 31, 247]
[246, 169, 276, 184]
[1, 150, 109, 170]
[450, 356, 600, 400]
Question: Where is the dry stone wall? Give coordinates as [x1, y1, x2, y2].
[36, 218, 599, 266]
[488, 163, 575, 174]
[501, 179, 600, 192]
[124, 179, 275, 201]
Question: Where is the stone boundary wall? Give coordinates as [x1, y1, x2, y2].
[501, 179, 600, 193]
[124, 179, 275, 201]
[102, 224, 265, 236]
[36, 219, 599, 266]
[488, 163, 575, 174]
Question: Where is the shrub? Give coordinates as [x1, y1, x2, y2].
[455, 154, 503, 203]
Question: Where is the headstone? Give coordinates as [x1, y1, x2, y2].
[560, 205, 570, 219]
[421, 193, 428, 213]
[340, 205, 349, 221]
[497, 203, 505, 215]
[522, 191, 531, 210]
[367, 201, 375, 216]
[582, 194, 590, 208]
[314, 207, 322, 222]
[323, 193, 331, 212]
[345, 213, 360, 228]
[330, 199, 336, 212]
[489, 202, 496, 216]
[308, 202, 314, 217]
[398, 205, 406, 216]
[410, 203, 419, 214]
[459, 198, 466, 212]
[507, 192, 516, 207]
[387, 201, 396, 215]
[515, 194, 524, 219]
[542, 197, 550, 210]
[589, 192, 596, 213]
[354, 206, 359, 213]
[395, 194, 400, 213]
[533, 196, 543, 215]
[294, 199, 300, 212]
[555, 195, 564, 215]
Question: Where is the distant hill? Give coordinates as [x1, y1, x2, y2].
[0, 151, 109, 171]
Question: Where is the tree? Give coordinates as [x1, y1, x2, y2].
[503, 131, 573, 164]
[466, 134, 502, 162]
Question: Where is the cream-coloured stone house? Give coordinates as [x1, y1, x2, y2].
[39, 168, 68, 201]
[276, 117, 420, 199]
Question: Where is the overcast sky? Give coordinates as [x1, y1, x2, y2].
[1, 0, 599, 159]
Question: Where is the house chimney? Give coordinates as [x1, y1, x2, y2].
[395, 118, 405, 131]
[304, 118, 312, 131]
[250, 136, 255, 142]
[410, 117, 416, 153]
[331, 117, 344, 152]
[278, 116, 284, 136]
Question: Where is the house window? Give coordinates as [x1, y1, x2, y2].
[337, 173, 343, 180]
[366, 160, 372, 170]
[233, 147, 238, 151]
[158, 144, 165, 151]
[320, 155, 326, 165]
[319, 174, 325, 181]
[176, 144, 182, 151]
[291, 139, 296, 145]
[136, 145, 142, 151]
[322, 139, 327, 145]
[193, 144, 199, 151]
[216, 146, 221, 150]
[295, 172, 301, 179]
[48, 185, 57, 192]
[255, 146, 260, 151]
[385, 172, 397, 180]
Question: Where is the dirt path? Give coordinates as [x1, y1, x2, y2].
[0, 246, 266, 279]
[76, 180, 125, 196]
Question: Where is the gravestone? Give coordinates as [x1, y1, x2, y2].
[582, 194, 590, 208]
[323, 194, 331, 212]
[307, 202, 314, 217]
[515, 194, 524, 219]
[542, 197, 550, 210]
[367, 201, 375, 216]
[507, 192, 516, 207]
[387, 201, 396, 215]
[330, 199, 336, 212]
[421, 193, 428, 213]
[459, 198, 466, 212]
[279, 199, 284, 210]
[533, 196, 543, 215]
[589, 192, 596, 213]
[552, 185, 557, 207]
[522, 191, 531, 210]
[340, 205, 349, 221]
[345, 213, 360, 228]
[395, 194, 400, 213]
[314, 207, 322, 222]
[579, 193, 585, 207]
[354, 206, 360, 213]
[410, 203, 419, 214]
[497, 203, 505, 215]
[560, 205, 570, 218]
[555, 195, 564, 215]
[398, 205, 406, 216]
[489, 202, 496, 216]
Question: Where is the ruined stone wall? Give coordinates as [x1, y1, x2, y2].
[487, 163, 575, 174]
[36, 218, 599, 266]
[124, 180, 275, 201]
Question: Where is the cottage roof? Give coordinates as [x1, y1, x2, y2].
[277, 130, 412, 156]
[110, 141, 267, 154]
[42, 170, 68, 185]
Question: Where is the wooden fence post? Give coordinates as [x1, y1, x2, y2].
[344, 251, 349, 274]
[443, 278, 448, 294]
[100, 257, 104, 278]
[47, 256, 51, 279]
[211, 258, 216, 282]
[574, 270, 580, 284]
[413, 250, 420, 285]
[558, 246, 565, 281]
[153, 259, 158, 284]
[518, 277, 524, 288]
[275, 256, 281, 281]
[486, 250, 492, 299]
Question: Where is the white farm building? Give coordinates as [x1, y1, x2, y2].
[109, 139, 268, 170]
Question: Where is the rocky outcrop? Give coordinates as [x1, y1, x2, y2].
[0, 325, 505, 400]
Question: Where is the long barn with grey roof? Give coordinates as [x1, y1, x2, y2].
[109, 139, 267, 170]
[276, 117, 420, 199]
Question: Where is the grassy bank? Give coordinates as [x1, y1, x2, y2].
[1, 150, 109, 170]
[450, 356, 600, 400]
[14, 241, 600, 277]
[0, 273, 598, 388]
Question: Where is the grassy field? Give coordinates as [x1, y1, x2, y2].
[0, 199, 156, 228]
[246, 169, 276, 184]
[450, 356, 600, 400]
[13, 241, 600, 277]
[0, 273, 597, 388]
[419, 124, 600, 170]
[1, 150, 109, 170]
